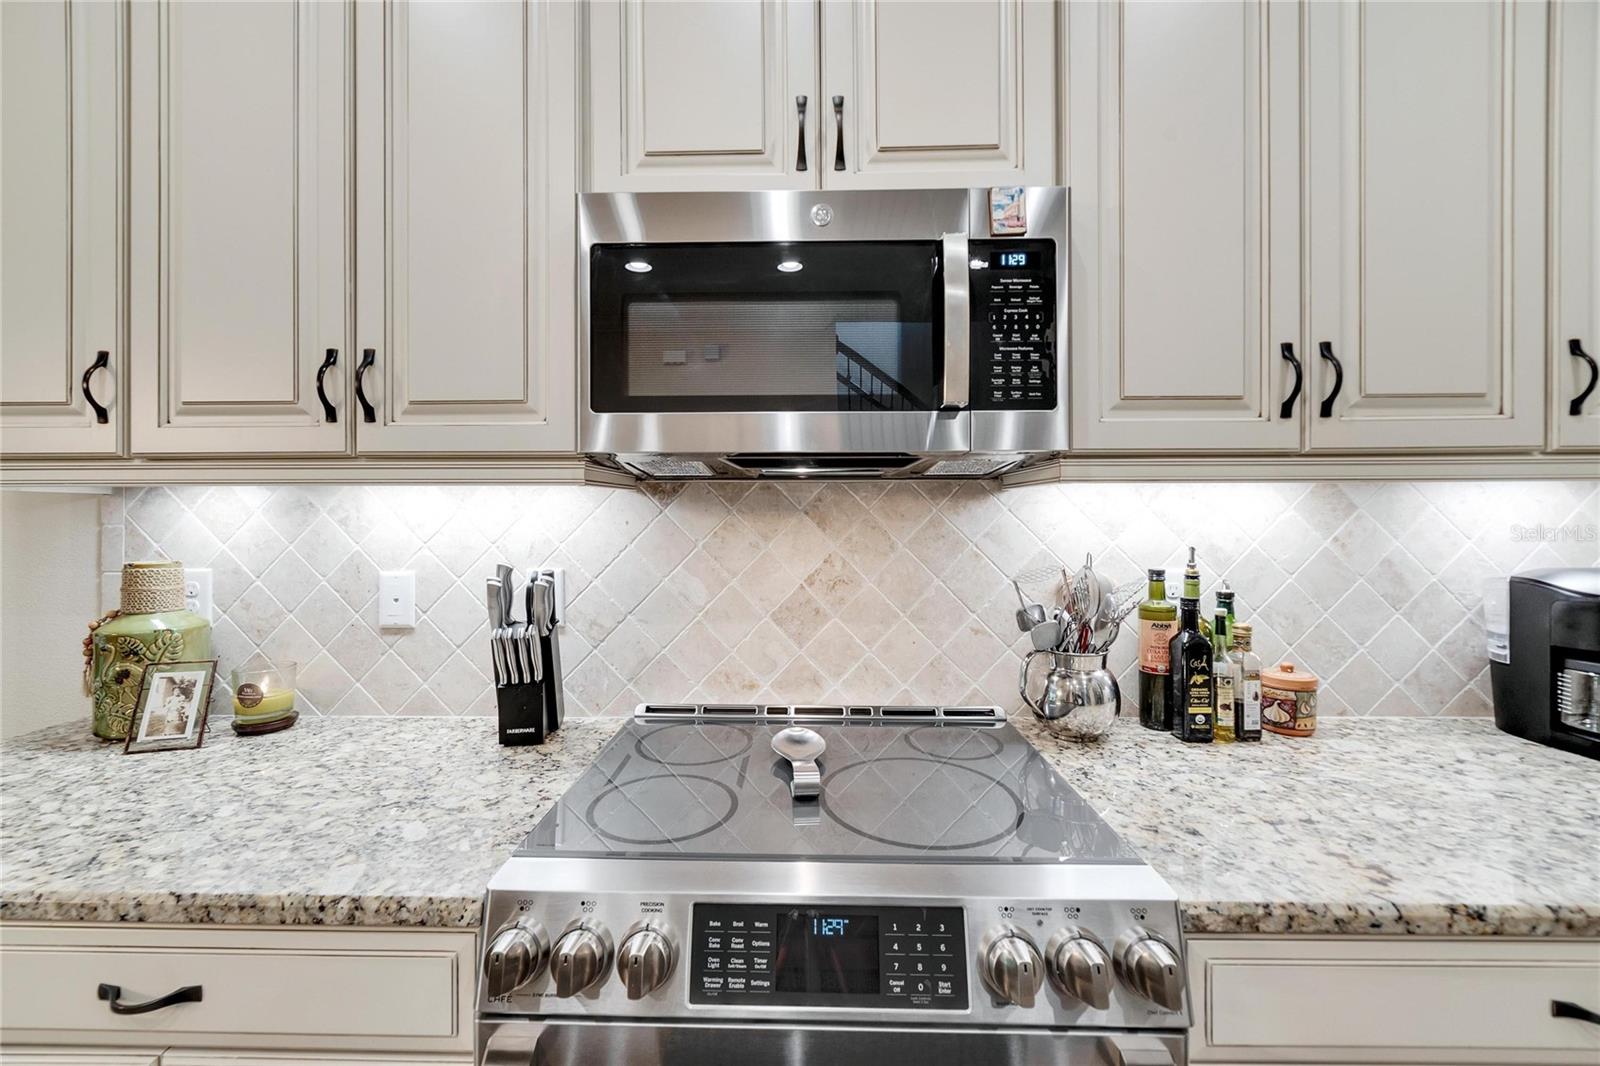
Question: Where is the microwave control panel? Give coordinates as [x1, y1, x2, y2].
[968, 239, 1057, 410]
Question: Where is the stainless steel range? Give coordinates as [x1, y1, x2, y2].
[476, 705, 1188, 1065]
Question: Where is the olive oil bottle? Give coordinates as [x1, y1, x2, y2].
[1168, 596, 1213, 742]
[1232, 622, 1263, 742]
[1212, 609, 1236, 743]
[1137, 569, 1178, 730]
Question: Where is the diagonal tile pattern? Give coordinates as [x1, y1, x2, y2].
[104, 480, 1599, 718]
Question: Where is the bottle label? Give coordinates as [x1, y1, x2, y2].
[1184, 668, 1211, 710]
[1241, 679, 1262, 731]
[1215, 675, 1235, 720]
[1138, 619, 1175, 673]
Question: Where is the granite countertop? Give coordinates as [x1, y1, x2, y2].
[2, 715, 1595, 937]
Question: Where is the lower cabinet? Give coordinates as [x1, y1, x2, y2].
[1187, 936, 1600, 1065]
[0, 924, 476, 1061]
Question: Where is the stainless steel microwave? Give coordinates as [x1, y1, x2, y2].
[578, 187, 1068, 479]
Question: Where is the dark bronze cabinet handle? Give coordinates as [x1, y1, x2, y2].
[1279, 342, 1303, 419]
[98, 982, 202, 1015]
[1317, 340, 1343, 418]
[81, 350, 110, 424]
[1569, 339, 1598, 416]
[1553, 999, 1600, 1026]
[795, 95, 808, 172]
[832, 95, 846, 171]
[315, 347, 338, 423]
[355, 347, 376, 423]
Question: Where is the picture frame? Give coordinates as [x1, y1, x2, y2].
[124, 659, 217, 754]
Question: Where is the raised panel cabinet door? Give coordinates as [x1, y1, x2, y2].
[0, 0, 122, 456]
[1066, 0, 1302, 451]
[820, 0, 1055, 189]
[128, 0, 350, 455]
[586, 0, 818, 191]
[1306, 0, 1547, 451]
[354, 0, 577, 454]
[1551, 0, 1600, 451]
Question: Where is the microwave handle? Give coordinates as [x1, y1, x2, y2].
[940, 232, 971, 410]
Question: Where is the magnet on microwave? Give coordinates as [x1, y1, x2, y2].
[989, 186, 1027, 235]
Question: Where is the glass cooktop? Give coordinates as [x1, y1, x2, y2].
[516, 717, 1139, 865]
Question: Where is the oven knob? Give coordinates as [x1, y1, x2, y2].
[1114, 929, 1184, 1012]
[551, 922, 614, 998]
[482, 918, 550, 999]
[979, 928, 1044, 1008]
[616, 925, 676, 1000]
[1046, 929, 1111, 1009]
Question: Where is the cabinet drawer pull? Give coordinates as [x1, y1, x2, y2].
[81, 350, 110, 424]
[316, 347, 338, 423]
[795, 95, 808, 172]
[97, 982, 202, 1015]
[1569, 339, 1598, 416]
[832, 95, 846, 171]
[1552, 999, 1600, 1026]
[355, 348, 377, 423]
[1317, 340, 1343, 418]
[1278, 342, 1302, 419]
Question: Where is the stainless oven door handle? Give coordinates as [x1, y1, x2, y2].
[940, 232, 971, 411]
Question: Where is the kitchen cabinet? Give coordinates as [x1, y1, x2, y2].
[1067, 0, 1303, 452]
[585, 0, 1055, 193]
[1304, 0, 1548, 452]
[353, 0, 578, 454]
[0, 0, 123, 456]
[1550, 0, 1600, 452]
[127, 0, 350, 455]
[1187, 936, 1600, 1064]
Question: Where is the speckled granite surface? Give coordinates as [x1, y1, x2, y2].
[2, 715, 1594, 936]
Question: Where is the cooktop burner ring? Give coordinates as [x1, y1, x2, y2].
[817, 757, 1025, 852]
[585, 772, 740, 846]
[903, 725, 1005, 762]
[633, 723, 754, 766]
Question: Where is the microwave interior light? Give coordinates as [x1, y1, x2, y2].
[776, 259, 804, 273]
[624, 260, 652, 273]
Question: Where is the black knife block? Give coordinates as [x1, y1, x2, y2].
[497, 682, 549, 745]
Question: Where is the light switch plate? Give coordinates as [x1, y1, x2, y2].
[378, 570, 416, 629]
[183, 568, 213, 622]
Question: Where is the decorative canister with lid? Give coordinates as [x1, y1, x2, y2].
[88, 561, 213, 740]
[1261, 661, 1319, 737]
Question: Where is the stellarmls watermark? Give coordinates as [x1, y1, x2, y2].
[1510, 522, 1599, 543]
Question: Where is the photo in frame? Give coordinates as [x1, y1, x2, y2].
[124, 659, 217, 754]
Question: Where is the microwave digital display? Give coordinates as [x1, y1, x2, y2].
[991, 250, 1032, 269]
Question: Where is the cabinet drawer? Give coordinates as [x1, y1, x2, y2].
[1196, 938, 1600, 1056]
[0, 926, 474, 1045]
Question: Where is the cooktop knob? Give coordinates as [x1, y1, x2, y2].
[482, 918, 549, 999]
[979, 928, 1044, 1008]
[1114, 929, 1184, 1013]
[551, 922, 613, 998]
[1047, 929, 1112, 1009]
[616, 925, 676, 1000]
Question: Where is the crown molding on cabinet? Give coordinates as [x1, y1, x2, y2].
[0, 459, 636, 489]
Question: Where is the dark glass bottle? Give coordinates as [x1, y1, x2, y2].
[1168, 596, 1214, 742]
[1137, 569, 1177, 730]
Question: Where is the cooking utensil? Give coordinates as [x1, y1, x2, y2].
[1012, 579, 1047, 633]
[771, 725, 826, 799]
[537, 569, 565, 730]
[1030, 618, 1062, 651]
[486, 578, 508, 686]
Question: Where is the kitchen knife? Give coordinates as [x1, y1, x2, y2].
[486, 577, 507, 686]
[539, 570, 565, 731]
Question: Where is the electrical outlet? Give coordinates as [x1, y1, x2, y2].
[378, 570, 416, 629]
[183, 568, 213, 622]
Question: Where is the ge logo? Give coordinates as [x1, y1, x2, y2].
[1131, 907, 1148, 921]
[810, 203, 833, 227]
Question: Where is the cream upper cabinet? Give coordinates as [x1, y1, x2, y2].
[1305, 0, 1548, 452]
[820, 0, 1055, 189]
[0, 0, 122, 456]
[354, 0, 578, 454]
[586, 0, 818, 191]
[1551, 0, 1600, 452]
[128, 0, 350, 455]
[1067, 0, 1302, 452]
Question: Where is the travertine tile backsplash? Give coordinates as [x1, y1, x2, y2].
[100, 480, 1598, 718]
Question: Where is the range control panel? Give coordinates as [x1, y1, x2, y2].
[688, 903, 968, 1011]
[969, 239, 1058, 411]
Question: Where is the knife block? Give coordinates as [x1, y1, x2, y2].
[496, 682, 549, 745]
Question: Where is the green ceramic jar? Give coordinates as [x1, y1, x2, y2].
[90, 562, 213, 741]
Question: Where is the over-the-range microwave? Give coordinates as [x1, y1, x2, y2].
[578, 187, 1067, 479]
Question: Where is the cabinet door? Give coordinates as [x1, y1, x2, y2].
[820, 0, 1055, 189]
[128, 0, 349, 455]
[0, 0, 121, 456]
[1067, 0, 1302, 451]
[354, 0, 577, 454]
[586, 0, 817, 192]
[1306, 0, 1547, 451]
[1551, 0, 1600, 451]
